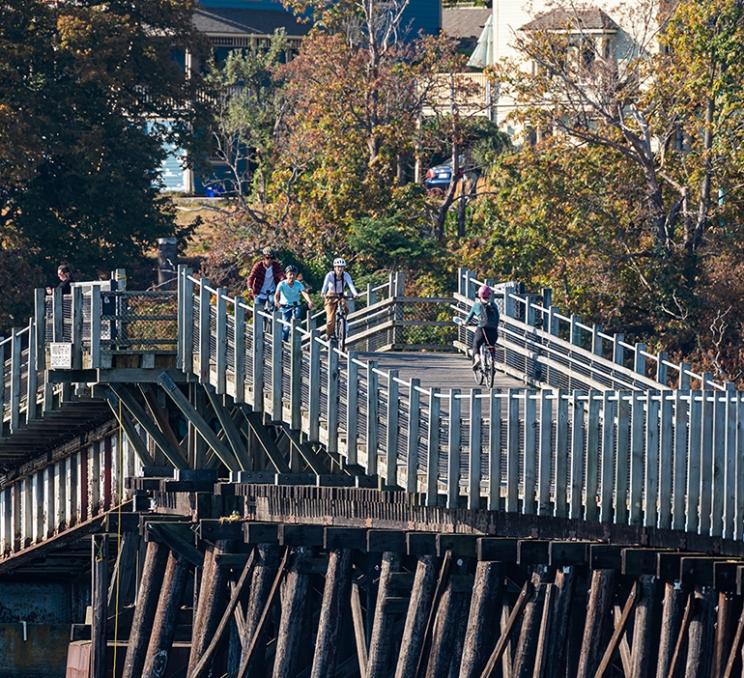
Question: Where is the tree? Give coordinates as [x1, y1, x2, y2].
[0, 0, 207, 324]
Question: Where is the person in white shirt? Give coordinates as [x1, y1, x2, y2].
[321, 257, 358, 339]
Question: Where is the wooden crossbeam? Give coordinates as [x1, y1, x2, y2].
[238, 406, 291, 473]
[203, 385, 251, 470]
[594, 581, 638, 677]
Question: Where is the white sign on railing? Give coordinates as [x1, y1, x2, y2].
[49, 342, 73, 370]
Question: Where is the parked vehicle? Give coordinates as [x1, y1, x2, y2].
[424, 162, 454, 189]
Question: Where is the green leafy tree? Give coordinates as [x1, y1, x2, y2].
[0, 0, 207, 326]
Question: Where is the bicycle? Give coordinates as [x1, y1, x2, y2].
[454, 316, 498, 387]
[328, 294, 353, 352]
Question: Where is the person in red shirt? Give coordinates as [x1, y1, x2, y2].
[246, 247, 284, 308]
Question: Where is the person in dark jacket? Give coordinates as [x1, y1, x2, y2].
[246, 248, 284, 307]
[46, 263, 75, 295]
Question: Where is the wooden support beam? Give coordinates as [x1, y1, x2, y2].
[544, 566, 575, 678]
[104, 391, 157, 467]
[459, 560, 503, 678]
[479, 579, 532, 677]
[190, 548, 256, 678]
[121, 541, 169, 678]
[685, 588, 716, 677]
[352, 580, 369, 678]
[513, 575, 548, 677]
[109, 384, 187, 470]
[158, 372, 239, 472]
[424, 574, 469, 677]
[243, 546, 292, 677]
[312, 548, 352, 677]
[239, 407, 290, 473]
[713, 592, 735, 678]
[107, 529, 140, 611]
[90, 534, 108, 678]
[666, 592, 694, 678]
[142, 552, 190, 678]
[188, 540, 231, 675]
[236, 548, 289, 678]
[239, 544, 278, 674]
[723, 598, 744, 678]
[366, 551, 401, 677]
[656, 581, 687, 677]
[576, 569, 616, 678]
[280, 424, 328, 475]
[594, 580, 638, 677]
[203, 386, 251, 470]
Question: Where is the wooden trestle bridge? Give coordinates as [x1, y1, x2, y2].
[2, 267, 744, 676]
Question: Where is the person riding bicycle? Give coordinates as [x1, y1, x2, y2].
[463, 284, 500, 372]
[274, 265, 314, 341]
[321, 257, 358, 340]
[246, 247, 284, 308]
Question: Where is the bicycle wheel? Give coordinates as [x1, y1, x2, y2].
[487, 348, 496, 388]
[335, 311, 347, 351]
[476, 346, 486, 385]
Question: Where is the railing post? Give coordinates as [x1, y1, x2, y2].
[644, 392, 660, 529]
[658, 391, 674, 530]
[505, 389, 520, 513]
[634, 343, 646, 376]
[271, 309, 283, 421]
[26, 318, 38, 423]
[503, 283, 517, 318]
[290, 319, 303, 432]
[488, 391, 501, 511]
[252, 306, 265, 413]
[615, 391, 630, 526]
[234, 298, 246, 403]
[215, 288, 227, 395]
[306, 330, 321, 442]
[599, 392, 616, 524]
[656, 352, 668, 387]
[366, 362, 379, 475]
[0, 488, 9, 554]
[43, 465, 55, 538]
[34, 289, 46, 370]
[52, 287, 63, 342]
[523, 389, 537, 515]
[198, 278, 211, 384]
[685, 391, 702, 533]
[405, 379, 421, 493]
[592, 325, 603, 356]
[585, 391, 600, 522]
[735, 393, 744, 540]
[345, 353, 359, 464]
[468, 390, 482, 510]
[70, 285, 83, 370]
[569, 391, 585, 520]
[425, 388, 441, 507]
[176, 266, 185, 370]
[90, 286, 102, 370]
[712, 391, 726, 537]
[569, 314, 579, 346]
[612, 334, 624, 366]
[10, 327, 21, 433]
[326, 343, 339, 455]
[554, 389, 569, 518]
[385, 370, 400, 486]
[182, 268, 194, 374]
[672, 391, 688, 532]
[446, 389, 461, 509]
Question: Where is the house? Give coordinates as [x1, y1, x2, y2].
[468, 1, 659, 133]
[160, 0, 443, 193]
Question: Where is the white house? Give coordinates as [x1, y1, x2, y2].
[469, 1, 664, 133]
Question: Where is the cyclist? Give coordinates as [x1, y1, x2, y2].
[246, 247, 284, 309]
[463, 284, 500, 372]
[274, 265, 314, 340]
[321, 257, 358, 340]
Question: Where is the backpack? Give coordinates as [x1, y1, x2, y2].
[478, 301, 500, 329]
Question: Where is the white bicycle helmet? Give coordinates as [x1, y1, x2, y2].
[333, 257, 346, 267]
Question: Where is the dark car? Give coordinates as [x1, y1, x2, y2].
[424, 162, 454, 189]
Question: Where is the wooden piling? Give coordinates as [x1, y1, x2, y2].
[239, 544, 279, 672]
[576, 569, 616, 678]
[685, 588, 716, 678]
[656, 582, 686, 677]
[459, 561, 503, 678]
[424, 577, 468, 678]
[366, 551, 401, 677]
[512, 579, 548, 677]
[395, 556, 437, 678]
[630, 575, 660, 678]
[311, 549, 352, 678]
[142, 553, 189, 678]
[273, 547, 310, 677]
[544, 566, 575, 678]
[122, 541, 169, 678]
[187, 540, 229, 675]
[90, 534, 108, 678]
[713, 593, 736, 678]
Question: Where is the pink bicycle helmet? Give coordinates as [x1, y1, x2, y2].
[478, 284, 492, 299]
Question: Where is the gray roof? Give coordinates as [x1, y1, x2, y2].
[520, 7, 620, 31]
[442, 7, 492, 39]
[193, 6, 311, 37]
